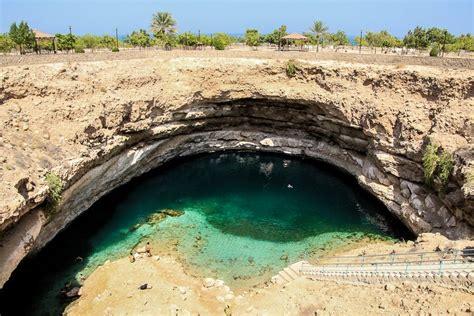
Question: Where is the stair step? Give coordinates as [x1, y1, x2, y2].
[284, 267, 299, 280]
[278, 271, 292, 282]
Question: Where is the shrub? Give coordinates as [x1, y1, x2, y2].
[211, 33, 232, 50]
[422, 142, 454, 193]
[112, 47, 119, 52]
[438, 151, 454, 192]
[286, 60, 298, 78]
[429, 46, 439, 57]
[75, 47, 85, 53]
[422, 143, 439, 186]
[45, 172, 63, 208]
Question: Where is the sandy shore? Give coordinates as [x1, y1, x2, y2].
[65, 233, 473, 315]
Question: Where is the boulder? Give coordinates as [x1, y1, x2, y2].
[259, 138, 275, 147]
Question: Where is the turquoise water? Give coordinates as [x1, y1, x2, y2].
[0, 152, 412, 315]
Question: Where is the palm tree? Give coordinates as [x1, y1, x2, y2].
[310, 20, 328, 52]
[151, 12, 177, 39]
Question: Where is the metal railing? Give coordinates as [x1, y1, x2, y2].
[300, 248, 474, 275]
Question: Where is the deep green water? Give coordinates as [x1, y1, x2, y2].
[0, 152, 412, 315]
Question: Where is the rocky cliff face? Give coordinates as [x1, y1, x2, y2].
[0, 58, 472, 288]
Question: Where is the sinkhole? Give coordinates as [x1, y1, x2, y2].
[0, 152, 414, 315]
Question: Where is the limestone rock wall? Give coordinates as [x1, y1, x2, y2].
[0, 58, 472, 288]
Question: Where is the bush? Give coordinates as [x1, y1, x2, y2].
[422, 142, 454, 193]
[45, 172, 63, 208]
[286, 60, 298, 77]
[75, 47, 85, 53]
[112, 47, 119, 52]
[212, 33, 232, 50]
[422, 143, 439, 185]
[438, 151, 454, 192]
[429, 46, 439, 57]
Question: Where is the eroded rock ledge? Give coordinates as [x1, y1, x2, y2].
[0, 57, 472, 288]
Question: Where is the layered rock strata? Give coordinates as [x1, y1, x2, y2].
[0, 58, 472, 288]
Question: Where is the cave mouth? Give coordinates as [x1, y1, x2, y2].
[0, 151, 413, 315]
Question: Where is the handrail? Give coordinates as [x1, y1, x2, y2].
[313, 248, 474, 260]
[302, 248, 474, 272]
[307, 258, 472, 267]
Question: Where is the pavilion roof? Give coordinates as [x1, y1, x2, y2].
[281, 33, 308, 40]
[33, 29, 55, 39]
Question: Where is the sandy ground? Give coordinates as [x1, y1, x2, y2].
[65, 233, 474, 315]
[1, 49, 474, 69]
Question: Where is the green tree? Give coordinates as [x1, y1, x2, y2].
[426, 28, 454, 55]
[354, 35, 368, 47]
[309, 20, 328, 52]
[198, 34, 212, 46]
[151, 12, 176, 48]
[380, 30, 402, 49]
[265, 25, 287, 50]
[403, 26, 429, 52]
[245, 29, 261, 49]
[73, 37, 85, 53]
[177, 32, 198, 47]
[126, 29, 151, 49]
[328, 30, 349, 51]
[0, 33, 16, 53]
[364, 31, 384, 53]
[9, 21, 35, 54]
[212, 33, 232, 50]
[100, 35, 116, 49]
[81, 34, 100, 52]
[449, 34, 474, 53]
[55, 33, 76, 52]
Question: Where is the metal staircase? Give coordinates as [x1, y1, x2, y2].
[271, 248, 474, 287]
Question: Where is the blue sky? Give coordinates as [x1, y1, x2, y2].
[1, 0, 473, 37]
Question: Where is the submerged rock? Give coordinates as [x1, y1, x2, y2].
[160, 209, 184, 217]
[128, 223, 141, 232]
[146, 209, 184, 225]
[146, 213, 167, 225]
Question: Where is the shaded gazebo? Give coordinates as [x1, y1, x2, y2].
[281, 33, 309, 51]
[33, 29, 56, 54]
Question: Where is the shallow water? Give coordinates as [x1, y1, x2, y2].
[0, 152, 412, 315]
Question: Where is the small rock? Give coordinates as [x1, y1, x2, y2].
[280, 254, 288, 261]
[216, 295, 225, 303]
[178, 286, 187, 295]
[446, 216, 456, 227]
[203, 277, 215, 288]
[224, 293, 234, 301]
[384, 283, 396, 291]
[215, 279, 225, 287]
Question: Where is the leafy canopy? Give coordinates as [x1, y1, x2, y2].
[9, 21, 35, 53]
[245, 29, 261, 47]
[126, 29, 151, 48]
[151, 12, 176, 39]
